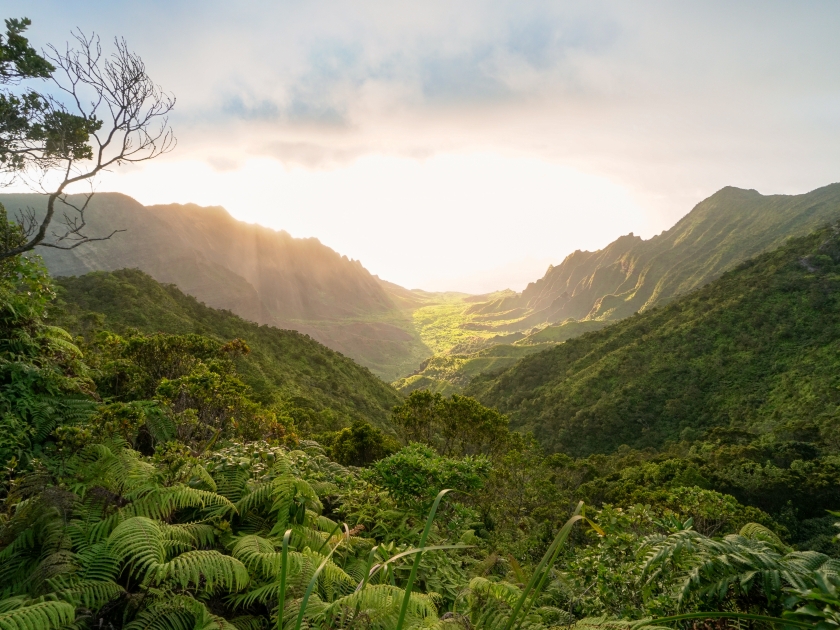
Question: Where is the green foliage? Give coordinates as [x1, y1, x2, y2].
[5, 203, 840, 628]
[0, 18, 54, 81]
[392, 391, 511, 457]
[472, 226, 840, 500]
[0, 251, 94, 479]
[366, 443, 490, 510]
[640, 522, 840, 616]
[320, 419, 400, 467]
[784, 571, 840, 628]
[395, 344, 550, 395]
[0, 601, 75, 630]
[53, 269, 403, 429]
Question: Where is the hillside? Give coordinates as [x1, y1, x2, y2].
[396, 184, 840, 393]
[0, 193, 430, 380]
[468, 224, 840, 456]
[52, 269, 403, 428]
[395, 319, 608, 394]
[484, 183, 840, 325]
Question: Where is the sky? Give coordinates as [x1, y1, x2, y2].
[6, 1, 840, 292]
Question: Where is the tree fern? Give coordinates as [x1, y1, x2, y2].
[109, 516, 248, 591]
[156, 549, 249, 591]
[125, 593, 238, 630]
[315, 584, 439, 630]
[49, 577, 124, 610]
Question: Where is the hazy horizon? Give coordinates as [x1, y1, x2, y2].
[6, 1, 840, 292]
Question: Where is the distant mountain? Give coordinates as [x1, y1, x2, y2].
[468, 224, 840, 456]
[53, 269, 403, 428]
[493, 183, 840, 325]
[394, 183, 840, 394]
[0, 193, 430, 380]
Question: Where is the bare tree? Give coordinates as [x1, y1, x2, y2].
[0, 24, 175, 259]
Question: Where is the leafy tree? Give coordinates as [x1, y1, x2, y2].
[324, 419, 400, 467]
[392, 390, 511, 457]
[366, 443, 490, 510]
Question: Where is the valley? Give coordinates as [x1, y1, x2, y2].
[4, 183, 840, 629]
[4, 9, 840, 629]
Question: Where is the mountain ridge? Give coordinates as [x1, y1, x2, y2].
[0, 192, 431, 379]
[396, 183, 840, 394]
[512, 183, 840, 323]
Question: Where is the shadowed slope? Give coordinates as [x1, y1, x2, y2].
[469, 224, 840, 456]
[53, 269, 403, 428]
[0, 193, 429, 379]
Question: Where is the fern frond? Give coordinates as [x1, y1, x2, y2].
[739, 523, 790, 552]
[125, 593, 237, 630]
[319, 584, 438, 630]
[0, 601, 75, 630]
[156, 550, 249, 592]
[162, 522, 217, 548]
[53, 578, 125, 609]
[108, 516, 166, 582]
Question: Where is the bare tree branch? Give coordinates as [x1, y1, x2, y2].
[0, 29, 175, 259]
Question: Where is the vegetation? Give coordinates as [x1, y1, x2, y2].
[458, 224, 840, 552]
[5, 19, 840, 626]
[471, 224, 840, 455]
[4, 218, 840, 629]
[395, 321, 610, 395]
[52, 268, 404, 431]
[0, 190, 436, 382]
[401, 185, 840, 394]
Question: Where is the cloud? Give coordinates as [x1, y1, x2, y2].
[222, 96, 281, 121]
[7, 0, 840, 285]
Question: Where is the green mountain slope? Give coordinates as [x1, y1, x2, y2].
[396, 184, 840, 393]
[52, 269, 403, 428]
[468, 224, 840, 456]
[0, 193, 430, 380]
[395, 319, 609, 394]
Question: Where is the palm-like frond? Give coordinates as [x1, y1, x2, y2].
[50, 577, 125, 609]
[125, 593, 238, 630]
[641, 525, 840, 606]
[0, 601, 75, 630]
[109, 516, 248, 591]
[157, 550, 250, 591]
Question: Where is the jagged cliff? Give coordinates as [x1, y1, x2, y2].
[484, 183, 840, 325]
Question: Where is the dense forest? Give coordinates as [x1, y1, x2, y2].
[53, 269, 402, 430]
[3, 16, 840, 630]
[470, 225, 840, 455]
[4, 215, 840, 628]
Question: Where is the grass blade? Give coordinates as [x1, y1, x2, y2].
[293, 524, 348, 630]
[277, 528, 292, 630]
[356, 544, 472, 591]
[504, 501, 585, 630]
[395, 488, 453, 630]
